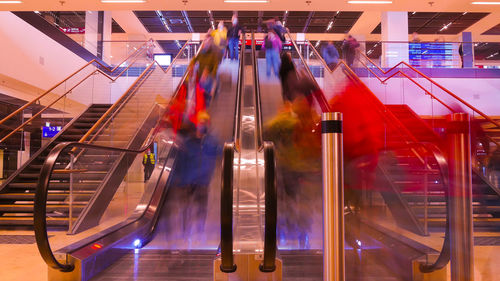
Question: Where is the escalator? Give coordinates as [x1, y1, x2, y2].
[0, 40, 158, 228]
[34, 36, 244, 280]
[256, 34, 445, 280]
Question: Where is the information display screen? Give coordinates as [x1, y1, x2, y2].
[409, 42, 456, 68]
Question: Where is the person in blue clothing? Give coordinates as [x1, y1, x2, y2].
[262, 30, 282, 78]
[169, 119, 221, 237]
[321, 41, 340, 70]
[227, 14, 244, 60]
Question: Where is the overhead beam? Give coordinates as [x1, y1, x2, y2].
[181, 10, 194, 33]
[464, 12, 500, 41]
[349, 11, 381, 41]
[302, 11, 314, 33]
[110, 11, 148, 38]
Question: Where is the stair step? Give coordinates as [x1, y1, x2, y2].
[0, 216, 68, 226]
[0, 192, 92, 201]
[0, 203, 85, 212]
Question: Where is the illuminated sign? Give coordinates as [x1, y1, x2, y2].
[42, 126, 61, 138]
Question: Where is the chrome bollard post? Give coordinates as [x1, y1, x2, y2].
[322, 112, 344, 281]
[447, 113, 474, 281]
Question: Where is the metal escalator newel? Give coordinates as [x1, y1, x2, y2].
[321, 112, 345, 281]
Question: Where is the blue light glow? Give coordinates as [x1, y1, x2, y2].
[133, 239, 142, 248]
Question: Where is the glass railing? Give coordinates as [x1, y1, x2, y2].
[311, 40, 500, 70]
[65, 41, 198, 234]
[289, 36, 452, 279]
[0, 40, 154, 178]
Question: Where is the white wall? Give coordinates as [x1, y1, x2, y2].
[0, 12, 88, 92]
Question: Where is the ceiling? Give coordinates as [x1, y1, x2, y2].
[134, 10, 362, 34]
[482, 23, 500, 35]
[371, 12, 489, 34]
[38, 11, 125, 32]
[2, 0, 500, 13]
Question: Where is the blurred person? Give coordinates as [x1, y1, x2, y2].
[264, 97, 321, 249]
[321, 41, 340, 70]
[262, 30, 283, 78]
[227, 14, 243, 60]
[341, 34, 360, 67]
[169, 119, 221, 238]
[411, 32, 421, 43]
[273, 20, 287, 43]
[211, 21, 228, 56]
[279, 52, 319, 104]
[328, 82, 385, 249]
[143, 148, 155, 182]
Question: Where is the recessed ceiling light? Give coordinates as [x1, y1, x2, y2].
[348, 0, 392, 3]
[471, 1, 500, 4]
[224, 0, 269, 3]
[101, 0, 146, 3]
[0, 1, 23, 3]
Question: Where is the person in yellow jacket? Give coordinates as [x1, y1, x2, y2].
[143, 148, 155, 182]
[210, 21, 227, 58]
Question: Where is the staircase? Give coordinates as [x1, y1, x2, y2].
[0, 104, 111, 227]
[384, 104, 500, 232]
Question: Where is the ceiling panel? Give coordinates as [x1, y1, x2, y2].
[372, 12, 489, 35]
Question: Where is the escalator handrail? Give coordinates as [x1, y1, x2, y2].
[260, 141, 278, 272]
[252, 31, 278, 272]
[34, 134, 165, 272]
[417, 142, 451, 272]
[285, 31, 331, 113]
[251, 31, 265, 150]
[0, 40, 153, 144]
[78, 40, 192, 145]
[220, 32, 246, 273]
[0, 39, 153, 129]
[355, 50, 500, 136]
[233, 33, 246, 150]
[220, 143, 237, 273]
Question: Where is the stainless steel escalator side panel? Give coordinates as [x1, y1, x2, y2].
[48, 142, 177, 281]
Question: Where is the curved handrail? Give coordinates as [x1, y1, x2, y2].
[34, 136, 160, 272]
[220, 143, 237, 273]
[0, 39, 154, 144]
[260, 141, 277, 272]
[77, 41, 191, 145]
[233, 33, 245, 151]
[418, 142, 451, 272]
[355, 50, 500, 133]
[35, 40, 197, 272]
[285, 32, 331, 113]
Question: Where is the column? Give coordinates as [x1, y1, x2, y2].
[84, 11, 112, 63]
[381, 12, 409, 67]
[461, 32, 474, 68]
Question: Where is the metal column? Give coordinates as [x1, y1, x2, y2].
[447, 113, 474, 281]
[321, 112, 344, 281]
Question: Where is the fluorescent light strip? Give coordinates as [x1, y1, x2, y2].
[101, 0, 146, 3]
[348, 1, 392, 3]
[0, 1, 23, 3]
[224, 0, 269, 3]
[471, 1, 500, 4]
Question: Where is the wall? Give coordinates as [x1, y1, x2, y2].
[0, 12, 88, 93]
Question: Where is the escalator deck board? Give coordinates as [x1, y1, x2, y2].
[92, 250, 215, 281]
